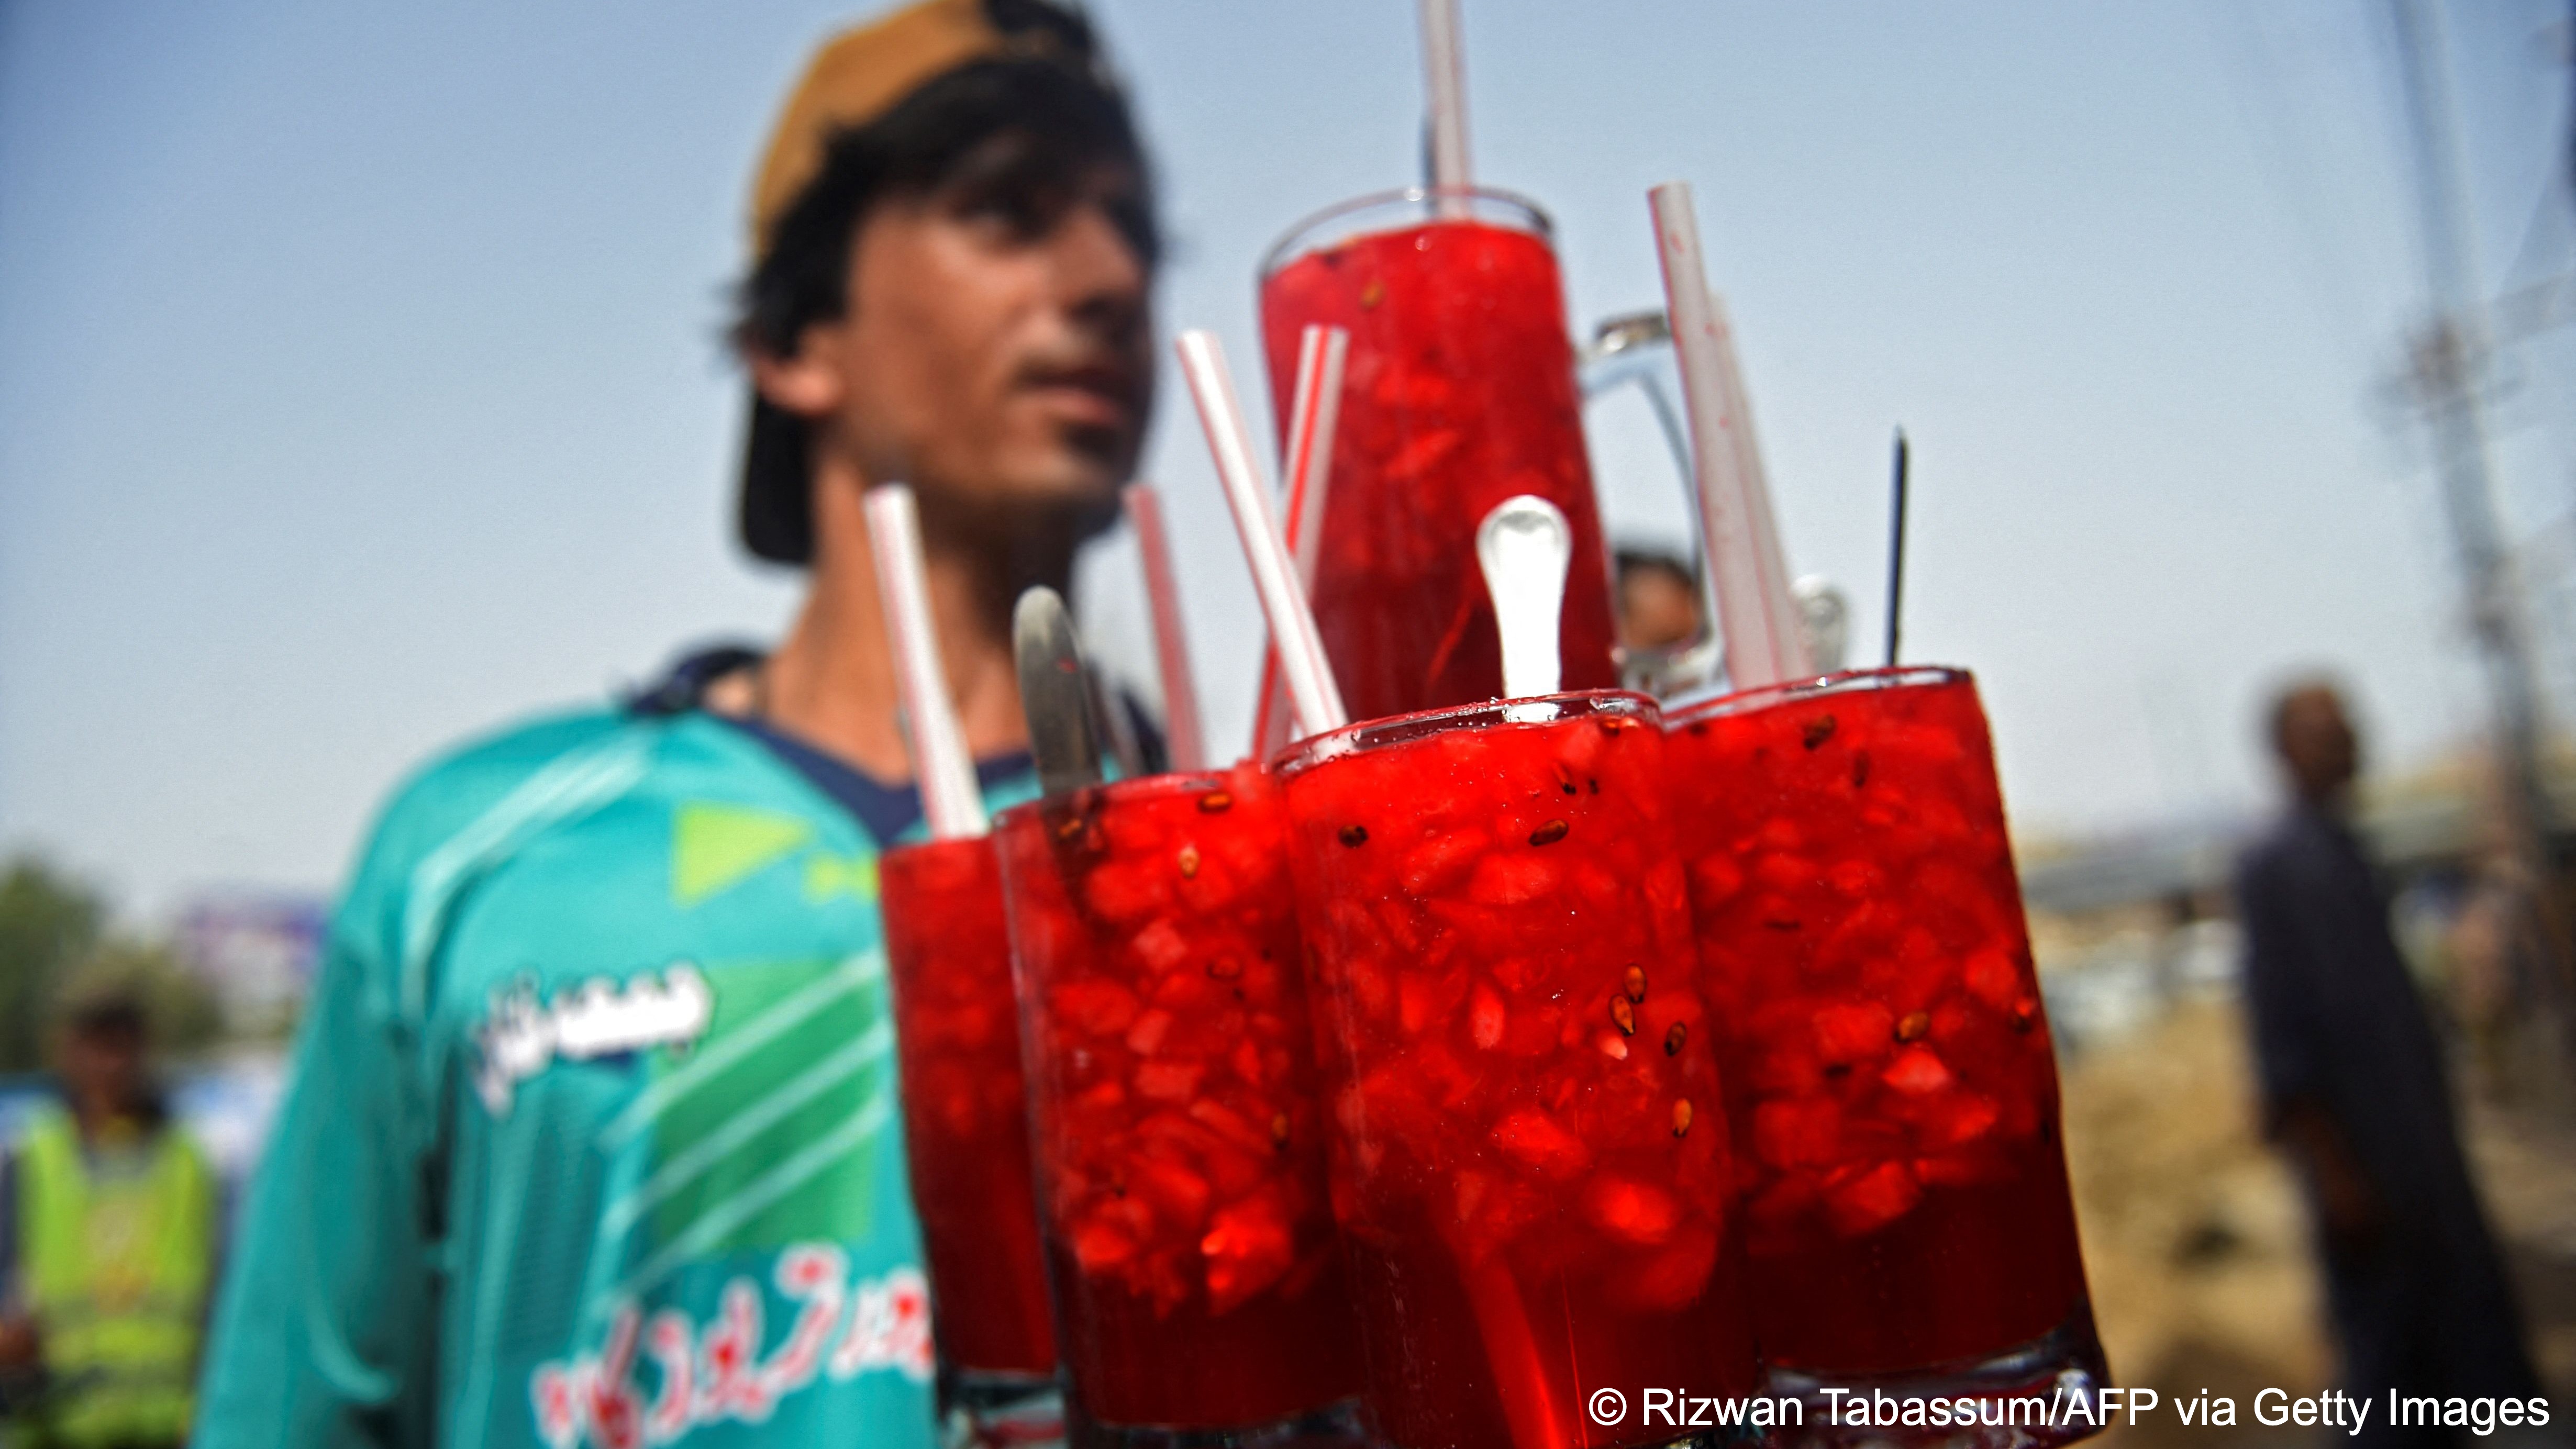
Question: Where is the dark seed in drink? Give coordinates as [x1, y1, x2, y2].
[1802, 715, 1838, 749]
[1529, 819, 1569, 847]
[1198, 791, 1233, 813]
[1622, 965, 1647, 1002]
[1339, 824, 1369, 847]
[1851, 753, 1872, 789]
[1664, 1021, 1687, 1056]
[1672, 1099, 1694, 1136]
[1609, 995, 1637, 1036]
[1895, 1010, 1930, 1043]
[1271, 1112, 1291, 1149]
[2011, 997, 2040, 1032]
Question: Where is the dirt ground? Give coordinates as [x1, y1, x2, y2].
[2056, 1000, 2576, 1447]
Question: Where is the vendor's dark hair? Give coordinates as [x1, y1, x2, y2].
[734, 6, 1157, 361]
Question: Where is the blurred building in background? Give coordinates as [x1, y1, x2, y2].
[174, 895, 324, 1039]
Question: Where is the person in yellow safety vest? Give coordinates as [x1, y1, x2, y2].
[0, 977, 218, 1449]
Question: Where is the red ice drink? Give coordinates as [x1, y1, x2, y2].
[878, 838, 1057, 1383]
[1663, 668, 2105, 1403]
[993, 764, 1360, 1434]
[1260, 190, 1618, 723]
[1275, 692, 1757, 1449]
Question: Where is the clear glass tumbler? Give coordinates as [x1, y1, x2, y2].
[1662, 667, 2107, 1439]
[993, 763, 1362, 1446]
[880, 837, 1062, 1444]
[1259, 188, 1619, 723]
[1274, 692, 1758, 1449]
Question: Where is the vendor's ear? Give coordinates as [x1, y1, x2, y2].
[747, 325, 847, 422]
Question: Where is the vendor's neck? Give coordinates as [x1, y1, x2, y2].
[757, 462, 1060, 783]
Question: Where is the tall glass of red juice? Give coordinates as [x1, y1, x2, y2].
[1274, 691, 1759, 1449]
[1663, 668, 2107, 1436]
[878, 837, 1060, 1437]
[992, 763, 1362, 1444]
[1259, 190, 1618, 722]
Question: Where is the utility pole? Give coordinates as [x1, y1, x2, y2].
[2384, 0, 2575, 1027]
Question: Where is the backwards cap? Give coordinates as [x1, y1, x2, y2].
[748, 0, 1068, 258]
[736, 0, 1090, 563]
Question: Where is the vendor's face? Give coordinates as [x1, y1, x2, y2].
[780, 136, 1153, 528]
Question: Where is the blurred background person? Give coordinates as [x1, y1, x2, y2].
[0, 970, 220, 1449]
[1612, 549, 1852, 687]
[1612, 547, 1701, 656]
[192, 2, 1160, 1445]
[2234, 679, 2542, 1435]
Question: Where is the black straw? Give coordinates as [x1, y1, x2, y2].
[1883, 429, 1909, 668]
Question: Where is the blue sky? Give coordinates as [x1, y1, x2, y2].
[2, 0, 2570, 917]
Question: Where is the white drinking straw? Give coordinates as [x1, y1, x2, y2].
[1174, 330, 1349, 736]
[1419, 0, 1472, 193]
[1648, 181, 1813, 689]
[1120, 483, 1207, 772]
[863, 484, 989, 838]
[1251, 325, 1349, 755]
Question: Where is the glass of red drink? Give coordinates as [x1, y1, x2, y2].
[1662, 668, 2107, 1429]
[1258, 190, 1619, 723]
[1274, 691, 1759, 1449]
[992, 763, 1362, 1444]
[878, 837, 1060, 1434]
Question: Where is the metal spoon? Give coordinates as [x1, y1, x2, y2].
[1013, 586, 1103, 797]
[1476, 494, 1573, 701]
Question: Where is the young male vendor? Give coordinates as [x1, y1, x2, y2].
[195, 3, 1160, 1443]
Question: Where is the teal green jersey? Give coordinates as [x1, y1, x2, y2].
[196, 706, 1044, 1449]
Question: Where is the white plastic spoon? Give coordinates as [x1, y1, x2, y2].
[1476, 494, 1572, 703]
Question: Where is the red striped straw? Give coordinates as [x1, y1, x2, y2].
[1649, 181, 1813, 689]
[1706, 292, 1804, 673]
[1120, 483, 1206, 772]
[862, 484, 988, 838]
[1250, 324, 1348, 757]
[1174, 330, 1347, 737]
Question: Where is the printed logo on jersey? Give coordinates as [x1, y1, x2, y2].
[668, 800, 875, 910]
[475, 964, 715, 1115]
[530, 1247, 932, 1449]
[671, 804, 815, 907]
[579, 952, 894, 1305]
